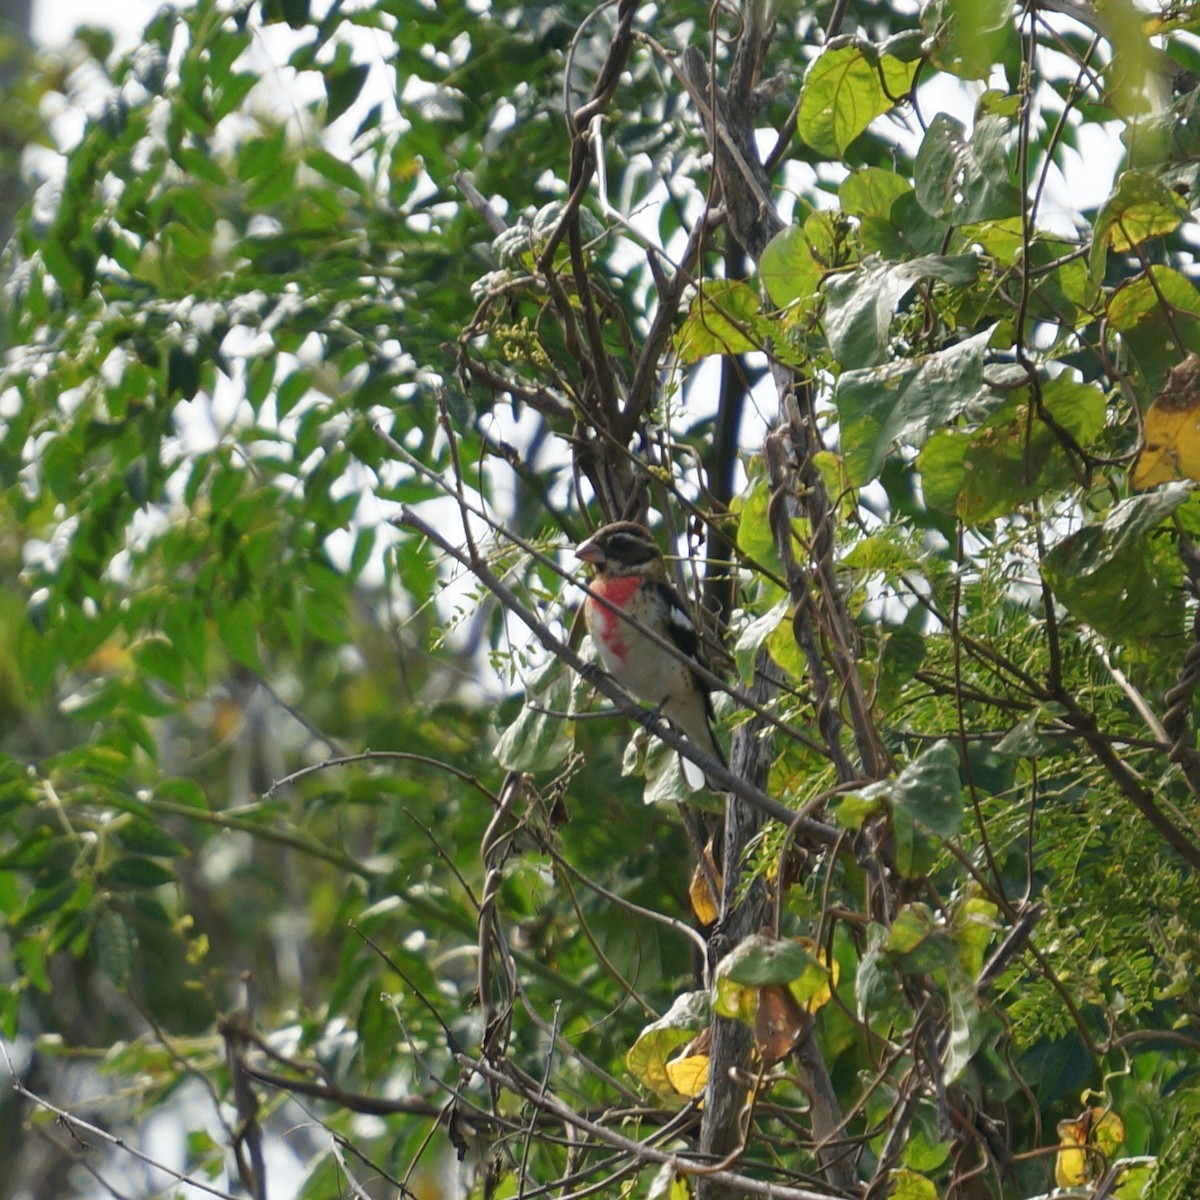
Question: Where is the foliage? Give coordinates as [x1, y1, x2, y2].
[1, 0, 1200, 1197]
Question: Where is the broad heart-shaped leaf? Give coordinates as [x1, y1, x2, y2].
[495, 657, 574, 771]
[675, 280, 764, 362]
[1042, 486, 1190, 647]
[856, 922, 914, 1029]
[798, 38, 919, 156]
[914, 113, 1022, 224]
[885, 903, 959, 971]
[1133, 354, 1200, 488]
[1109, 267, 1200, 400]
[835, 326, 993, 484]
[626, 991, 710, 1100]
[890, 740, 963, 877]
[825, 254, 978, 368]
[840, 169, 946, 259]
[887, 1169, 939, 1200]
[924, 0, 1014, 80]
[1089, 170, 1190, 282]
[917, 374, 1106, 523]
[718, 934, 820, 987]
[760, 223, 823, 308]
[891, 740, 963, 839]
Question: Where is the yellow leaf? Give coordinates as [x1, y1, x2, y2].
[688, 843, 722, 925]
[1132, 354, 1200, 488]
[1090, 1107, 1126, 1156]
[665, 1053, 710, 1098]
[1056, 1115, 1091, 1187]
[1055, 1105, 1126, 1187]
[786, 938, 841, 1014]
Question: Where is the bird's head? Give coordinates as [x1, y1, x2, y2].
[575, 522, 664, 577]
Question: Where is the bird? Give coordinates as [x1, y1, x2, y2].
[575, 521, 725, 790]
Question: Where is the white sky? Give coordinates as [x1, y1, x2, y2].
[32, 0, 161, 48]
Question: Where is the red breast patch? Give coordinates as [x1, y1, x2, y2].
[587, 575, 641, 661]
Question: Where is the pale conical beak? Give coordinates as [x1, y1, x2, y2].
[575, 536, 604, 565]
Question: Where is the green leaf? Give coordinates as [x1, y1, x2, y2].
[760, 226, 822, 308]
[891, 740, 963, 839]
[115, 819, 188, 858]
[719, 934, 819, 987]
[277, 368, 315, 417]
[798, 39, 920, 156]
[835, 327, 993, 483]
[917, 375, 1106, 523]
[626, 991, 710, 1099]
[888, 1169, 938, 1200]
[840, 169, 946, 258]
[1042, 487, 1189, 646]
[926, 0, 1014, 80]
[495, 658, 574, 772]
[915, 113, 1022, 223]
[1089, 171, 1190, 282]
[825, 254, 978, 368]
[832, 780, 890, 831]
[132, 635, 186, 693]
[885, 903, 957, 971]
[856, 922, 911, 1028]
[675, 281, 763, 361]
[324, 62, 370, 124]
[93, 910, 136, 988]
[215, 597, 264, 670]
[304, 147, 365, 195]
[102, 856, 177, 889]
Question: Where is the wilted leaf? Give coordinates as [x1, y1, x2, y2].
[1056, 1107, 1125, 1187]
[755, 985, 809, 1063]
[1132, 354, 1200, 487]
[688, 843, 722, 925]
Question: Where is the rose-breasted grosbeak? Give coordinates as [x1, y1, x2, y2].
[575, 521, 724, 790]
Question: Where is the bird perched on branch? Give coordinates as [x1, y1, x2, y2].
[575, 521, 725, 790]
